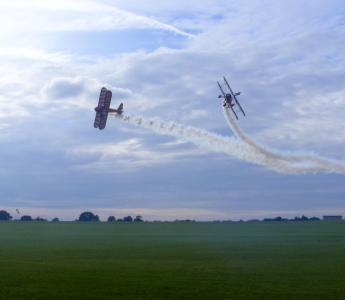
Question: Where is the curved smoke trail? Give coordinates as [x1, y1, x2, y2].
[112, 113, 345, 174]
[223, 107, 345, 174]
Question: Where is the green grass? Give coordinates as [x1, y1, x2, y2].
[1, 221, 345, 300]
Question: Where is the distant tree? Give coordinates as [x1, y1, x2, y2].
[0, 210, 12, 221]
[248, 219, 260, 222]
[134, 215, 143, 222]
[51, 218, 60, 222]
[20, 215, 33, 221]
[35, 217, 47, 222]
[301, 215, 309, 221]
[310, 217, 320, 221]
[117, 218, 123, 222]
[123, 216, 133, 222]
[78, 211, 99, 222]
[292, 215, 312, 221]
[107, 216, 116, 222]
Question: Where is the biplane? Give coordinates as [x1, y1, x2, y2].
[217, 76, 245, 120]
[94, 87, 123, 130]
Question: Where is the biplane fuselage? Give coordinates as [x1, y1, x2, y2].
[224, 94, 235, 107]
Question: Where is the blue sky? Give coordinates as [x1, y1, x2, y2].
[0, 0, 345, 220]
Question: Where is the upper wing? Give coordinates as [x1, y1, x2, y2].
[223, 77, 235, 95]
[98, 91, 112, 129]
[94, 87, 107, 128]
[234, 97, 246, 117]
[217, 81, 226, 97]
[94, 112, 101, 128]
[97, 87, 108, 109]
[98, 114, 108, 130]
[103, 90, 112, 111]
[94, 88, 112, 130]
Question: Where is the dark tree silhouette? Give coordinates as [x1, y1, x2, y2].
[51, 218, 60, 222]
[301, 215, 309, 221]
[263, 216, 288, 222]
[134, 215, 143, 222]
[107, 216, 116, 222]
[20, 215, 33, 221]
[78, 211, 99, 222]
[123, 216, 133, 222]
[0, 210, 12, 221]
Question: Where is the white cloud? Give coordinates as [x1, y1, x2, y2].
[0, 48, 69, 64]
[3, 6, 345, 154]
[184, 109, 208, 120]
[0, 0, 193, 38]
[68, 138, 209, 172]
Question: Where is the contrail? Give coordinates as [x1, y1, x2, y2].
[223, 107, 345, 174]
[112, 113, 345, 174]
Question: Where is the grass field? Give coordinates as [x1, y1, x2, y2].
[0, 221, 345, 300]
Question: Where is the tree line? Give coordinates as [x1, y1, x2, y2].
[1, 209, 341, 222]
[0, 210, 143, 222]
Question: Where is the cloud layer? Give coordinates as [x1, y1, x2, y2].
[0, 0, 344, 219]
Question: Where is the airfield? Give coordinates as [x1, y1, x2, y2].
[1, 221, 345, 300]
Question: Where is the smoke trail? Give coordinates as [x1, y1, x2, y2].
[223, 107, 345, 174]
[112, 113, 345, 174]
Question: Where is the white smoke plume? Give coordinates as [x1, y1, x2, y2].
[223, 107, 345, 174]
[112, 112, 345, 174]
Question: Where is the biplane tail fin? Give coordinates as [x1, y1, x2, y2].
[117, 103, 123, 114]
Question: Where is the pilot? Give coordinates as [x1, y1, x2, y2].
[225, 94, 235, 107]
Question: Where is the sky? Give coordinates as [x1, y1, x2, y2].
[0, 0, 345, 221]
